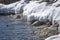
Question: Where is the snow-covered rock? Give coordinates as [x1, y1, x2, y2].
[14, 2, 27, 14]
[24, 0, 60, 24]
[0, 1, 20, 13]
[23, 2, 48, 16]
[23, 1, 40, 15]
[0, 0, 60, 25]
[27, 5, 60, 24]
[0, 0, 29, 14]
[45, 34, 60, 40]
[27, 5, 55, 23]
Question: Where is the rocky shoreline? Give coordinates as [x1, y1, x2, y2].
[0, 0, 60, 40]
[12, 14, 60, 40]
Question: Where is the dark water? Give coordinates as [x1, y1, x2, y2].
[0, 16, 42, 40]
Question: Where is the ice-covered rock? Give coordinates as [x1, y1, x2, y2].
[45, 34, 60, 40]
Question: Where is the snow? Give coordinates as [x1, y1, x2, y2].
[45, 34, 60, 40]
[0, 0, 29, 14]
[23, 1, 40, 15]
[23, 2, 54, 22]
[52, 7, 60, 24]
[23, 0, 60, 24]
[27, 6, 55, 22]
[14, 2, 27, 14]
[0, 0, 60, 24]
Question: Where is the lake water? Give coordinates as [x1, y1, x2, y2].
[0, 15, 43, 40]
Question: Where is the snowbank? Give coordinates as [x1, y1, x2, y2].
[23, 0, 60, 24]
[45, 34, 60, 40]
[14, 2, 27, 14]
[0, 0, 29, 14]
